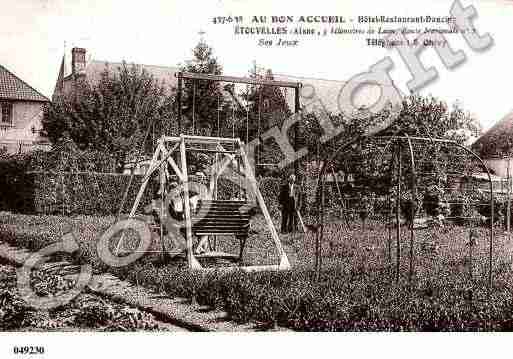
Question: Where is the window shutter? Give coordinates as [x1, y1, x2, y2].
[1, 102, 13, 124]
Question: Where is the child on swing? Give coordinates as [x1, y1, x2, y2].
[166, 179, 210, 255]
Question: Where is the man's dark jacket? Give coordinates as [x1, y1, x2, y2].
[279, 182, 301, 209]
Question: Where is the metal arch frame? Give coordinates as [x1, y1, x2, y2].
[314, 131, 404, 278]
[450, 140, 495, 289]
[314, 134, 495, 288]
[404, 134, 418, 284]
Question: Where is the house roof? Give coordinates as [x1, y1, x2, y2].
[0, 65, 49, 102]
[471, 109, 513, 159]
[68, 60, 179, 94]
[273, 73, 388, 114]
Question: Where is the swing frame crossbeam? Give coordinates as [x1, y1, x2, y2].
[119, 134, 291, 272]
[176, 71, 302, 89]
[176, 71, 303, 174]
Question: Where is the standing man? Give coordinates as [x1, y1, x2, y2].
[279, 174, 301, 233]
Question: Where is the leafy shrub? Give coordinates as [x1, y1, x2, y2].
[0, 152, 34, 213]
[423, 186, 447, 218]
[0, 266, 30, 330]
[400, 191, 420, 224]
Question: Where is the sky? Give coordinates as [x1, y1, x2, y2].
[1, 0, 512, 131]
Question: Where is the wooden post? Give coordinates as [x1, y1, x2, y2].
[238, 139, 290, 269]
[294, 87, 300, 179]
[114, 143, 162, 255]
[405, 134, 417, 286]
[180, 136, 201, 269]
[159, 162, 166, 260]
[408, 205, 415, 284]
[318, 178, 325, 278]
[177, 73, 182, 135]
[127, 143, 162, 218]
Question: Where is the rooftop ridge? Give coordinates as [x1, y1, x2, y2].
[0, 64, 49, 102]
[89, 59, 179, 71]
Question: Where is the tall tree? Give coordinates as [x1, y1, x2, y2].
[382, 94, 481, 143]
[235, 68, 292, 176]
[302, 94, 483, 194]
[180, 39, 228, 136]
[42, 63, 175, 172]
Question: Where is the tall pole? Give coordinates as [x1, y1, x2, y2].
[180, 136, 201, 269]
[387, 149, 395, 265]
[177, 73, 182, 135]
[395, 145, 402, 284]
[387, 193, 392, 263]
[316, 177, 325, 281]
[294, 87, 300, 178]
[405, 135, 417, 285]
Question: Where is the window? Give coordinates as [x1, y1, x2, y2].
[1, 101, 13, 124]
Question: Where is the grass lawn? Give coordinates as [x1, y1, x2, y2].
[2, 212, 513, 331]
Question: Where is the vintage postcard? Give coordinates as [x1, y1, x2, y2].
[0, 0, 511, 357]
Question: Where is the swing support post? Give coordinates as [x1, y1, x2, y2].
[294, 86, 300, 178]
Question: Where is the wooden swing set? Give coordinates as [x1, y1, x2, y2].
[116, 72, 302, 271]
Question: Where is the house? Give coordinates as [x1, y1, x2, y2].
[53, 47, 178, 100]
[52, 47, 179, 173]
[0, 65, 50, 154]
[472, 110, 513, 177]
[273, 72, 386, 120]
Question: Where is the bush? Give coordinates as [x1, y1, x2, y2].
[400, 192, 419, 224]
[0, 152, 34, 212]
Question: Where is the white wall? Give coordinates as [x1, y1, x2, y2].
[0, 100, 47, 153]
[485, 159, 511, 178]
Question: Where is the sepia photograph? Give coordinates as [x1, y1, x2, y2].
[0, 0, 512, 357]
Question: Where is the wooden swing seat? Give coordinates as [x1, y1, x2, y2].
[191, 200, 252, 238]
[194, 251, 240, 260]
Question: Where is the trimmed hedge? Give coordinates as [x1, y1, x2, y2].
[29, 171, 152, 216]
[2, 170, 283, 217]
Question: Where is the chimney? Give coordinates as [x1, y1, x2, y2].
[71, 48, 86, 76]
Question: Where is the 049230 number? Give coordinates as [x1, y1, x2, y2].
[13, 346, 45, 355]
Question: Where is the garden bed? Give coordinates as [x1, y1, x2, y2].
[0, 263, 183, 331]
[2, 213, 513, 331]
